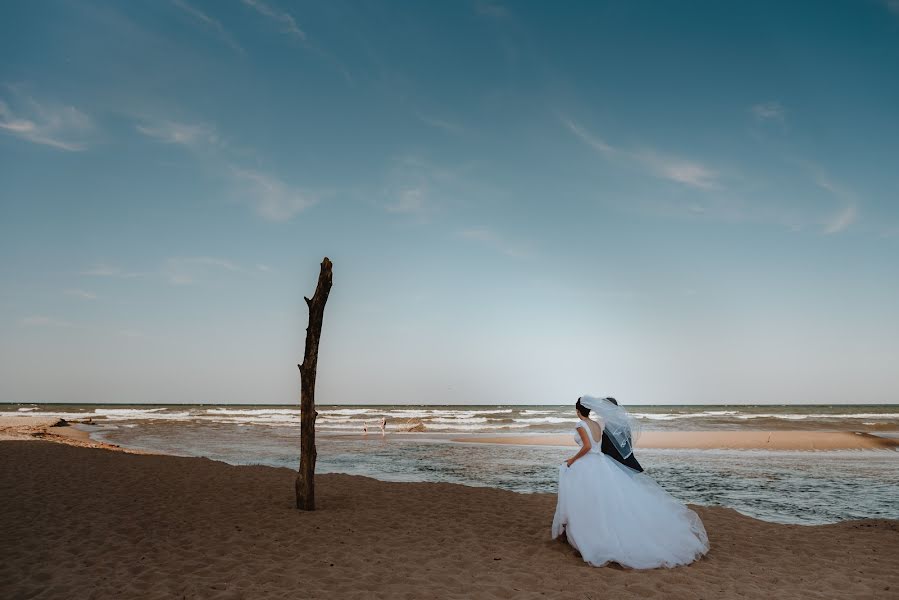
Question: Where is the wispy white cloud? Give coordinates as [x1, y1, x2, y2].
[561, 116, 720, 190]
[81, 257, 263, 286]
[386, 187, 428, 215]
[241, 0, 306, 40]
[20, 316, 75, 328]
[231, 167, 317, 221]
[64, 289, 97, 300]
[822, 203, 858, 235]
[164, 256, 243, 285]
[0, 91, 93, 151]
[240, 0, 351, 82]
[638, 151, 719, 190]
[186, 257, 241, 271]
[136, 120, 219, 148]
[379, 155, 485, 223]
[381, 159, 434, 221]
[80, 264, 141, 278]
[751, 101, 785, 122]
[885, 0, 899, 15]
[457, 226, 530, 258]
[135, 115, 316, 221]
[811, 171, 853, 201]
[798, 160, 860, 234]
[416, 112, 464, 134]
[172, 0, 245, 55]
[560, 117, 615, 156]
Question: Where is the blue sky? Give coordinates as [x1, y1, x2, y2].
[1, 0, 897, 405]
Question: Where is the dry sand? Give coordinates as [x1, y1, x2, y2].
[1, 440, 897, 599]
[456, 430, 899, 451]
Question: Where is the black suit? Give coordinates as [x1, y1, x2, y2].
[600, 431, 643, 472]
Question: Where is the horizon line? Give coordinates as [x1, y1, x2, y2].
[3, 402, 897, 407]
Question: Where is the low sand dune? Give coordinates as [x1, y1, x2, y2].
[1, 441, 897, 599]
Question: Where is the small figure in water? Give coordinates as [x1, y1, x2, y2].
[379, 417, 387, 436]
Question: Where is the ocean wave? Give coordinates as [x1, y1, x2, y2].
[205, 408, 299, 416]
[384, 409, 511, 419]
[205, 420, 536, 432]
[429, 417, 490, 424]
[318, 409, 375, 416]
[94, 409, 193, 421]
[413, 422, 530, 431]
[0, 411, 96, 420]
[194, 415, 299, 424]
[512, 417, 575, 425]
[631, 413, 679, 421]
[734, 413, 899, 421]
[3, 405, 896, 435]
[629, 412, 740, 420]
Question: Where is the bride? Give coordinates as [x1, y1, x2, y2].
[552, 396, 709, 568]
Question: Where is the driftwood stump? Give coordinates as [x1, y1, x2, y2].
[296, 257, 333, 510]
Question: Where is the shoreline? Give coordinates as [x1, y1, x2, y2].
[2, 439, 898, 599]
[3, 416, 898, 453]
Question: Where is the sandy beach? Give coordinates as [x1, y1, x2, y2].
[0, 416, 144, 452]
[1, 437, 897, 599]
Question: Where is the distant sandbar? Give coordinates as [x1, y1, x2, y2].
[452, 430, 899, 451]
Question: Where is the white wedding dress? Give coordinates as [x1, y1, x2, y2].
[552, 420, 709, 569]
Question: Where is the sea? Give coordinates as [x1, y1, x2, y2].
[4, 403, 898, 526]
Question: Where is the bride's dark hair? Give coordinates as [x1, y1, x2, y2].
[575, 398, 590, 417]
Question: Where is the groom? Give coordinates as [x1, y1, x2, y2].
[600, 398, 644, 472]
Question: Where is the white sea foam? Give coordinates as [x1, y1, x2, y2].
[383, 409, 512, 419]
[318, 409, 375, 416]
[194, 414, 299, 425]
[733, 413, 899, 420]
[196, 419, 535, 432]
[0, 411, 93, 420]
[93, 408, 193, 421]
[512, 417, 575, 425]
[631, 413, 679, 421]
[429, 417, 490, 424]
[422, 422, 530, 431]
[205, 408, 299, 416]
[2, 405, 896, 436]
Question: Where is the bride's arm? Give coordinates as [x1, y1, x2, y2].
[566, 428, 592, 467]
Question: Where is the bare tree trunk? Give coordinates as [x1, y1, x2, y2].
[296, 257, 333, 510]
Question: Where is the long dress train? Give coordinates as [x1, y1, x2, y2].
[552, 421, 709, 568]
